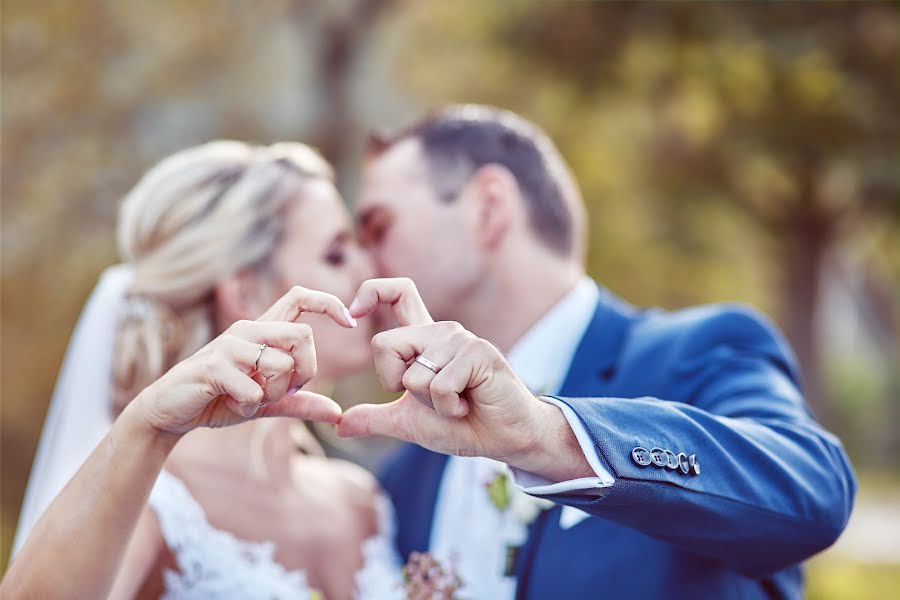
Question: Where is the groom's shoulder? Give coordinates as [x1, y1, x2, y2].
[624, 302, 796, 369]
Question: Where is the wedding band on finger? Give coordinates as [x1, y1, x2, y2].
[414, 355, 441, 374]
[254, 343, 268, 373]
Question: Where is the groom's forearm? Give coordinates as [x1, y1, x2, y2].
[507, 400, 596, 483]
[2, 399, 179, 599]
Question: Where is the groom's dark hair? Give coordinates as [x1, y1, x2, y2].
[368, 104, 584, 257]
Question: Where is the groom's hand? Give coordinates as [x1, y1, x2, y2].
[338, 281, 592, 482]
[348, 277, 434, 327]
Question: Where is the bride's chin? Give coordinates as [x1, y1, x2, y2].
[318, 338, 373, 378]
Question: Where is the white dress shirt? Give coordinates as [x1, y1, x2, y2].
[428, 277, 614, 600]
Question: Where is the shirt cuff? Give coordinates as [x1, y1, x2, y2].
[507, 396, 614, 496]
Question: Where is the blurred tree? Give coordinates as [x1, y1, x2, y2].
[381, 1, 900, 424]
[2, 0, 898, 575]
[0, 0, 396, 568]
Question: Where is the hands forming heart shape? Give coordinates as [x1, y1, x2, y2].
[131, 277, 577, 479]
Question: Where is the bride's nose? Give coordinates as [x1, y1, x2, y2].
[353, 245, 377, 283]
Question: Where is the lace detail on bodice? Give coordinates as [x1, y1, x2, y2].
[148, 470, 404, 600]
[149, 470, 311, 599]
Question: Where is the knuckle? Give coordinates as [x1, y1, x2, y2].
[247, 385, 265, 404]
[204, 350, 225, 373]
[377, 370, 399, 392]
[275, 351, 294, 371]
[429, 378, 452, 397]
[402, 369, 425, 391]
[325, 292, 342, 307]
[371, 331, 389, 352]
[198, 380, 218, 399]
[449, 330, 476, 349]
[232, 319, 253, 333]
[295, 323, 314, 342]
[218, 333, 238, 347]
[401, 370, 415, 390]
[296, 356, 317, 379]
[438, 320, 464, 334]
[468, 336, 493, 354]
[401, 369, 429, 390]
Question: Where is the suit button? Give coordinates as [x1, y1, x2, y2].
[689, 454, 700, 476]
[650, 448, 668, 467]
[677, 452, 691, 475]
[665, 449, 679, 470]
[631, 447, 652, 466]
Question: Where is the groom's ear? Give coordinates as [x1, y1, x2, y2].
[470, 164, 517, 252]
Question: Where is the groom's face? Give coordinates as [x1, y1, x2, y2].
[358, 139, 481, 321]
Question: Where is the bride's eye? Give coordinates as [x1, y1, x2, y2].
[324, 248, 347, 267]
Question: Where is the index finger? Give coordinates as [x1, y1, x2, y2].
[258, 285, 356, 328]
[348, 278, 433, 326]
[370, 321, 464, 392]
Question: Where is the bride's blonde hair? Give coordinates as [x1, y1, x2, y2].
[112, 140, 333, 413]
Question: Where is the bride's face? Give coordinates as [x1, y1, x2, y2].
[267, 179, 375, 379]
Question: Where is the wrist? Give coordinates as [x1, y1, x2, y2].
[121, 391, 183, 454]
[508, 398, 594, 483]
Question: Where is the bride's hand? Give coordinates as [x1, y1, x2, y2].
[131, 286, 356, 436]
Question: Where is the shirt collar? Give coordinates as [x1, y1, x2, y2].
[505, 277, 599, 397]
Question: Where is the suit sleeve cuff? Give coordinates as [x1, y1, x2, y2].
[507, 396, 615, 496]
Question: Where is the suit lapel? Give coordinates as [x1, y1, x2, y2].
[414, 448, 449, 553]
[390, 444, 449, 558]
[558, 285, 636, 398]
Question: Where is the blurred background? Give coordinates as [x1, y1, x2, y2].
[1, 1, 898, 595]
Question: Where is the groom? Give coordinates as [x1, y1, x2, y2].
[337, 105, 856, 599]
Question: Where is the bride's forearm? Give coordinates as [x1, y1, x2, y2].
[2, 397, 180, 599]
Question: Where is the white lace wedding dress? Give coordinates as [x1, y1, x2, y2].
[148, 470, 405, 599]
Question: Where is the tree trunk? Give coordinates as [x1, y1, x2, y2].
[778, 209, 833, 425]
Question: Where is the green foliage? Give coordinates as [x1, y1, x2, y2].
[2, 0, 897, 582]
[807, 559, 900, 600]
[486, 472, 511, 512]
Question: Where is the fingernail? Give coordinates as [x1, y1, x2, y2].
[348, 298, 361, 314]
[343, 307, 358, 327]
[288, 385, 301, 395]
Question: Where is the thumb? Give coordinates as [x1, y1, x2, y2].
[336, 400, 405, 439]
[337, 392, 459, 446]
[260, 391, 342, 424]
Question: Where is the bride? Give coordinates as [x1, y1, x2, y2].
[7, 141, 431, 599]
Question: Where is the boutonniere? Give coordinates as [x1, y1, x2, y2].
[401, 551, 463, 599]
[485, 471, 555, 526]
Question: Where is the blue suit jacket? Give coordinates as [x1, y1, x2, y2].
[379, 285, 856, 599]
